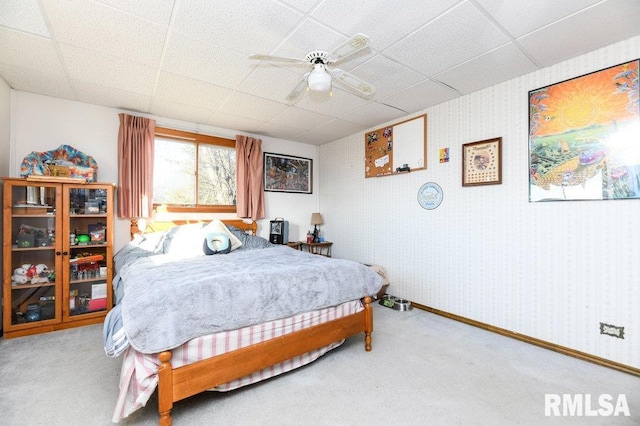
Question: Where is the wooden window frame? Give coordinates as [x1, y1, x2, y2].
[154, 127, 236, 214]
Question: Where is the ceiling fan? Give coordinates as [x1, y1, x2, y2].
[249, 33, 376, 101]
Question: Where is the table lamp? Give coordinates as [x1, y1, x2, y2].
[310, 212, 323, 243]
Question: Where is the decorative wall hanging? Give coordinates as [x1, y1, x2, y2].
[20, 144, 98, 182]
[417, 182, 443, 210]
[529, 59, 640, 201]
[439, 147, 450, 163]
[263, 152, 312, 194]
[462, 137, 502, 186]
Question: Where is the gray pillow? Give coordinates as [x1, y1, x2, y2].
[227, 226, 273, 250]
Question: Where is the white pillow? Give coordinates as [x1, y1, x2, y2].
[162, 224, 206, 257]
[202, 220, 243, 251]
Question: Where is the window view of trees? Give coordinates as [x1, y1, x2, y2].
[197, 143, 236, 205]
[152, 129, 236, 211]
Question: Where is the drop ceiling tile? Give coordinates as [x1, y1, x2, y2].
[475, 0, 602, 38]
[311, 0, 460, 50]
[239, 64, 307, 103]
[294, 131, 335, 145]
[0, 28, 65, 75]
[43, 0, 167, 67]
[270, 107, 333, 130]
[254, 122, 304, 142]
[340, 101, 406, 127]
[155, 72, 233, 111]
[278, 0, 318, 13]
[380, 79, 459, 113]
[95, 0, 175, 26]
[434, 43, 538, 94]
[150, 98, 219, 125]
[207, 111, 265, 133]
[0, 0, 50, 36]
[259, 19, 376, 77]
[162, 31, 253, 89]
[0, 63, 74, 99]
[518, 0, 640, 67]
[73, 79, 151, 112]
[303, 118, 365, 142]
[383, 2, 509, 76]
[350, 54, 425, 99]
[219, 92, 289, 122]
[172, 0, 302, 55]
[271, 18, 344, 62]
[59, 44, 157, 95]
[295, 88, 370, 118]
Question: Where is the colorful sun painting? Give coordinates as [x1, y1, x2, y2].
[529, 59, 640, 201]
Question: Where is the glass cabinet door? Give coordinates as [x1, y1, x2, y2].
[64, 186, 110, 319]
[6, 183, 60, 326]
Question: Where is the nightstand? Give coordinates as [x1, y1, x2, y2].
[299, 241, 332, 257]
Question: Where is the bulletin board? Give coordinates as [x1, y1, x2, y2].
[365, 114, 426, 178]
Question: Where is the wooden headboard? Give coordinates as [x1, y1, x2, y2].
[130, 219, 257, 239]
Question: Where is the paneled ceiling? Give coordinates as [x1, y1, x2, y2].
[1, 0, 639, 145]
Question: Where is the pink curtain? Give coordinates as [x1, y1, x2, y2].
[236, 135, 265, 220]
[117, 114, 155, 218]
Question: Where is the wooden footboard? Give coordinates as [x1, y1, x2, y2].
[157, 297, 373, 425]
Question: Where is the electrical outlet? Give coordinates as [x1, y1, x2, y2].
[600, 322, 624, 339]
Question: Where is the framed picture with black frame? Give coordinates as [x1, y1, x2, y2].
[263, 152, 312, 194]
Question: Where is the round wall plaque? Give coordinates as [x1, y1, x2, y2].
[417, 182, 443, 210]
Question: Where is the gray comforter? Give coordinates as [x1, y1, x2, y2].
[115, 245, 382, 354]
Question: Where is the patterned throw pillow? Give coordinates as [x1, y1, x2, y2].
[203, 232, 231, 255]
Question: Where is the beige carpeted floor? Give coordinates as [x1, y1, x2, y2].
[0, 303, 638, 425]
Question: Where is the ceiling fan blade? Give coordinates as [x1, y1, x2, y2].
[329, 33, 370, 63]
[330, 68, 376, 97]
[286, 73, 310, 101]
[249, 53, 306, 64]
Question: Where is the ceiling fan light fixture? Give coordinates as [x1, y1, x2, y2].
[307, 64, 331, 92]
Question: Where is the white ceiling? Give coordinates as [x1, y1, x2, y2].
[1, 0, 640, 145]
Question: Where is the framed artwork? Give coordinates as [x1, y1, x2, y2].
[529, 59, 640, 202]
[264, 152, 312, 194]
[462, 137, 502, 186]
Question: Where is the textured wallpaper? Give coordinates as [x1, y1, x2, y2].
[320, 36, 640, 368]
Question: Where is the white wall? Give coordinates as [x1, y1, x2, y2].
[320, 36, 640, 369]
[0, 75, 11, 332]
[0, 78, 10, 175]
[9, 93, 319, 250]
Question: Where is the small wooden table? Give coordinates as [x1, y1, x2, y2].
[298, 241, 333, 257]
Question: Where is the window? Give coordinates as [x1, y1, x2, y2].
[153, 127, 236, 213]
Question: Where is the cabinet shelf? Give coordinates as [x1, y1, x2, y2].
[11, 245, 56, 251]
[11, 282, 56, 290]
[70, 214, 107, 218]
[70, 278, 106, 285]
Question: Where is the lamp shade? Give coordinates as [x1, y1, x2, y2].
[310, 212, 323, 225]
[307, 64, 331, 92]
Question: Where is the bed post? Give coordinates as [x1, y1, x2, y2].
[158, 351, 174, 426]
[363, 296, 373, 351]
[130, 219, 140, 239]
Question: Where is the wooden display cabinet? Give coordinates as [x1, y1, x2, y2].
[2, 177, 115, 338]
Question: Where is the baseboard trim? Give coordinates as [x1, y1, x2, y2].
[412, 302, 639, 377]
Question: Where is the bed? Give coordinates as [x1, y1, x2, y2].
[103, 219, 382, 425]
